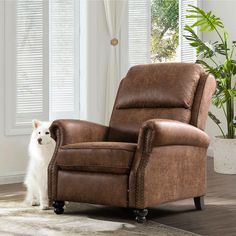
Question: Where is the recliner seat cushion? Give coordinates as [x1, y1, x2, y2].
[56, 142, 137, 174]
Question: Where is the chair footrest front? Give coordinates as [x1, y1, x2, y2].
[56, 170, 129, 207]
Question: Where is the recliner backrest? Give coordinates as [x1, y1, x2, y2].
[108, 63, 216, 143]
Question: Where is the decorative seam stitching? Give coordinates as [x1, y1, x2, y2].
[57, 164, 130, 169]
[60, 147, 136, 152]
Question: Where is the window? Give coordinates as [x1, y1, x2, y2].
[49, 0, 80, 120]
[5, 0, 80, 135]
[151, 0, 179, 63]
[126, 0, 197, 68]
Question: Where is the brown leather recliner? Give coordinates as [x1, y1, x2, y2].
[48, 63, 216, 223]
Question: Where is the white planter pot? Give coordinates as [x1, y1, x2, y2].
[214, 136, 236, 174]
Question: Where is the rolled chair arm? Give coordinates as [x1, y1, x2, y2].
[137, 119, 210, 153]
[129, 119, 210, 209]
[50, 119, 109, 147]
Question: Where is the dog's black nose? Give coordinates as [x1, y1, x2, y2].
[37, 138, 42, 144]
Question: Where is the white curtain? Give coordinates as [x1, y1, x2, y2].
[103, 0, 126, 124]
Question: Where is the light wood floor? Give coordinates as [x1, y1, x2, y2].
[0, 157, 236, 236]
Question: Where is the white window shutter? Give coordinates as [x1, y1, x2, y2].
[179, 0, 198, 62]
[128, 0, 151, 67]
[5, 0, 49, 135]
[49, 0, 80, 120]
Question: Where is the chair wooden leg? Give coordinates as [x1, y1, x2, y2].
[133, 209, 148, 223]
[194, 196, 205, 210]
[52, 201, 65, 214]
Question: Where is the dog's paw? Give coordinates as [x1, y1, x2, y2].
[40, 204, 50, 210]
[31, 200, 40, 206]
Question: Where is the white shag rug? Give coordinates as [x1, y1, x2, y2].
[0, 199, 200, 236]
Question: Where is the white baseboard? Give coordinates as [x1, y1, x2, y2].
[0, 172, 25, 185]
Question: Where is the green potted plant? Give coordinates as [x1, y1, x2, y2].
[184, 5, 236, 174]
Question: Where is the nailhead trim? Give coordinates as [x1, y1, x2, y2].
[135, 124, 154, 208]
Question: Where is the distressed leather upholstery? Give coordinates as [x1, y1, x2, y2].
[57, 142, 136, 174]
[48, 63, 216, 210]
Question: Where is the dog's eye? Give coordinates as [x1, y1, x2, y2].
[38, 132, 41, 134]
[45, 132, 49, 135]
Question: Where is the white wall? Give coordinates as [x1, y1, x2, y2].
[203, 0, 236, 154]
[0, 0, 29, 184]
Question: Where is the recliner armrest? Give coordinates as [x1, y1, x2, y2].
[137, 119, 210, 152]
[50, 119, 109, 146]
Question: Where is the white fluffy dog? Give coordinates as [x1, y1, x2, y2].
[24, 120, 56, 210]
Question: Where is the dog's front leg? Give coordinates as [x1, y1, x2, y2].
[25, 185, 40, 206]
[39, 185, 49, 210]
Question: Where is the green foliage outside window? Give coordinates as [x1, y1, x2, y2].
[151, 0, 179, 62]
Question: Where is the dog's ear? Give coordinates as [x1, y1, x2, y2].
[32, 119, 42, 129]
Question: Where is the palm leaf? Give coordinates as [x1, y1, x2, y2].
[208, 111, 221, 125]
[186, 5, 224, 32]
[184, 25, 215, 58]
